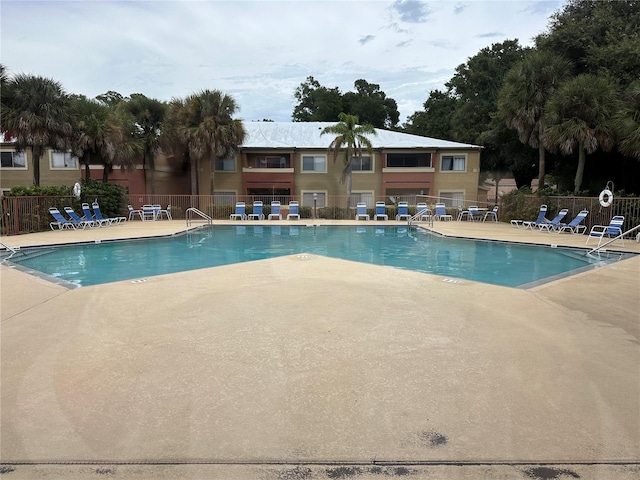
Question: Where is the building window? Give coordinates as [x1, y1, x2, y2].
[351, 155, 372, 171]
[349, 191, 374, 207]
[386, 153, 431, 168]
[51, 151, 78, 169]
[215, 156, 236, 171]
[302, 192, 326, 207]
[302, 155, 326, 172]
[246, 154, 290, 169]
[213, 191, 236, 205]
[440, 191, 465, 207]
[441, 155, 466, 171]
[1, 151, 26, 168]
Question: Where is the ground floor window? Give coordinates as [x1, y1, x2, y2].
[213, 192, 236, 205]
[349, 191, 374, 207]
[302, 192, 326, 208]
[439, 191, 465, 207]
[247, 188, 291, 196]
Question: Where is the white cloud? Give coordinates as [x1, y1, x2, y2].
[1, 0, 563, 124]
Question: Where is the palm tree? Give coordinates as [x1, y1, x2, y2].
[69, 95, 140, 182]
[160, 97, 198, 194]
[1, 73, 72, 185]
[126, 94, 166, 194]
[321, 113, 376, 198]
[544, 74, 620, 193]
[498, 51, 572, 188]
[615, 80, 640, 160]
[161, 91, 245, 195]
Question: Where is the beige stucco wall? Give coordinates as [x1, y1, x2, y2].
[1, 146, 82, 190]
[351, 152, 381, 197]
[433, 149, 481, 200]
[2, 146, 483, 203]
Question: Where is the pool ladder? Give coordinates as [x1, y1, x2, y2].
[587, 223, 640, 255]
[0, 240, 18, 253]
[185, 207, 212, 227]
[407, 210, 434, 227]
[0, 240, 20, 264]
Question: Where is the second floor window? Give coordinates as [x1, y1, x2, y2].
[246, 154, 290, 169]
[1, 151, 26, 168]
[351, 155, 372, 171]
[51, 151, 78, 169]
[215, 157, 235, 171]
[386, 153, 431, 168]
[441, 155, 466, 171]
[302, 155, 326, 172]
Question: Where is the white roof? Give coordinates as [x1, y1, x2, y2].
[241, 122, 481, 150]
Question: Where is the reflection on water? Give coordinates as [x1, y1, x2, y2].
[11, 225, 620, 288]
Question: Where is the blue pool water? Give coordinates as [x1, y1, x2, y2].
[9, 225, 619, 288]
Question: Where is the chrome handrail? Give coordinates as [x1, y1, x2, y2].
[587, 224, 640, 255]
[185, 207, 212, 227]
[408, 209, 433, 227]
[0, 240, 18, 253]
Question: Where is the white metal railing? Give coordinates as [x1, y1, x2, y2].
[408, 209, 434, 227]
[185, 207, 212, 227]
[0, 240, 18, 253]
[587, 224, 640, 255]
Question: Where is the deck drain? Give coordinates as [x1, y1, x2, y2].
[296, 254, 312, 260]
[443, 278, 461, 284]
[131, 278, 148, 283]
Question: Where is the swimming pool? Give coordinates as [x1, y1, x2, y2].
[7, 225, 622, 288]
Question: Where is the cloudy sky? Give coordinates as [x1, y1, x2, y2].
[1, 0, 563, 124]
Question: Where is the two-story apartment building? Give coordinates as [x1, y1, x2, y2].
[1, 122, 483, 207]
[172, 122, 483, 207]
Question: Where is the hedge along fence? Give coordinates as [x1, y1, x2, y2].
[3, 191, 639, 237]
[500, 192, 640, 235]
[1, 179, 129, 235]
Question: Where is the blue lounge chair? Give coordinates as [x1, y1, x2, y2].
[230, 202, 246, 220]
[248, 201, 264, 220]
[374, 201, 388, 221]
[64, 206, 95, 228]
[434, 203, 452, 221]
[286, 201, 300, 220]
[586, 215, 625, 246]
[416, 203, 431, 221]
[483, 206, 499, 222]
[538, 208, 568, 232]
[355, 202, 369, 220]
[83, 202, 110, 227]
[49, 207, 76, 230]
[396, 201, 411, 221]
[93, 202, 124, 224]
[268, 201, 282, 220]
[556, 210, 589, 234]
[517, 204, 548, 229]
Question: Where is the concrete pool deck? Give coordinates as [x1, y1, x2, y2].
[1, 220, 639, 479]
